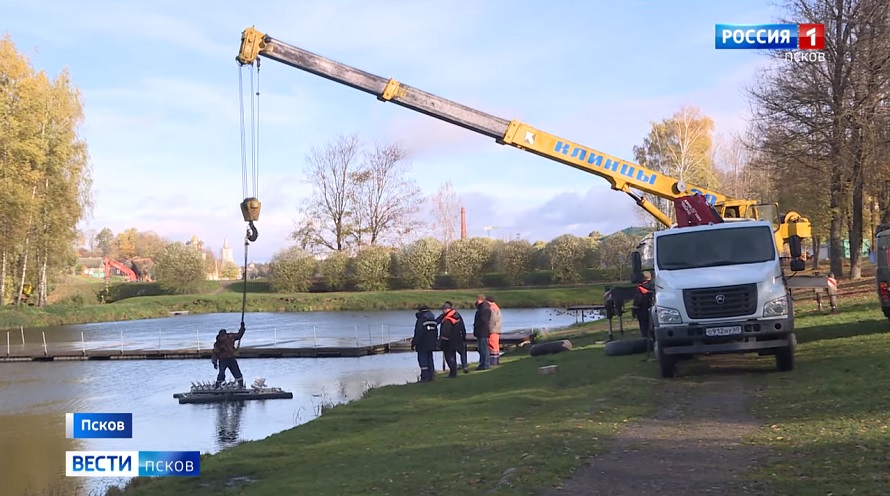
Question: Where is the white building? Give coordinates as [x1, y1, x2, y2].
[221, 238, 235, 264]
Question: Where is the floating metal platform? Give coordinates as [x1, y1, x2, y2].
[174, 378, 293, 404]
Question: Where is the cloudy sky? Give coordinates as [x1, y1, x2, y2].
[3, 0, 781, 262]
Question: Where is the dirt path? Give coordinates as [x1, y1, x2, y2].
[210, 282, 234, 295]
[541, 365, 770, 495]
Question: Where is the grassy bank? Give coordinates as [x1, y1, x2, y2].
[112, 285, 890, 495]
[117, 321, 659, 495]
[745, 296, 890, 495]
[0, 285, 605, 329]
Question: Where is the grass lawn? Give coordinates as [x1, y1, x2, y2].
[13, 265, 889, 494]
[117, 322, 661, 495]
[115, 279, 890, 495]
[745, 296, 890, 495]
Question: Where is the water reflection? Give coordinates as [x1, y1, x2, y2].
[1, 412, 85, 496]
[215, 402, 245, 449]
[2, 354, 432, 495]
[0, 307, 584, 495]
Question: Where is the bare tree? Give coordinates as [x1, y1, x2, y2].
[749, 0, 890, 279]
[712, 131, 776, 201]
[292, 134, 362, 253]
[430, 181, 462, 272]
[852, 0, 890, 266]
[430, 181, 462, 246]
[350, 141, 423, 247]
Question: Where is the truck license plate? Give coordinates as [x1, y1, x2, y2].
[705, 326, 742, 337]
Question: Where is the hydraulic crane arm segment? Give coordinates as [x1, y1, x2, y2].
[498, 121, 728, 206]
[237, 28, 511, 140]
[236, 27, 728, 227]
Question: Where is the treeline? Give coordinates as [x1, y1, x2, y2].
[78, 227, 242, 283]
[639, 0, 890, 279]
[748, 0, 890, 279]
[616, 0, 890, 281]
[0, 37, 92, 307]
[265, 232, 641, 294]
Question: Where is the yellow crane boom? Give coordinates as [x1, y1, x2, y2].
[236, 26, 812, 255]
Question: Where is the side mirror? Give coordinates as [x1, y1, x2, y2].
[790, 259, 805, 272]
[788, 235, 802, 259]
[630, 251, 644, 284]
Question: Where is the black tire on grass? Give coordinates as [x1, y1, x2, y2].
[604, 338, 649, 357]
[776, 333, 797, 372]
[529, 340, 573, 356]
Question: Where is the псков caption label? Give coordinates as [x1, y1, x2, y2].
[66, 413, 133, 438]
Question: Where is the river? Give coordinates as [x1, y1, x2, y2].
[0, 307, 587, 495]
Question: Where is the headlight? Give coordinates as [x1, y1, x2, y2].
[763, 296, 788, 317]
[655, 306, 682, 324]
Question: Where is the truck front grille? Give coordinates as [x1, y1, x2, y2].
[683, 284, 757, 320]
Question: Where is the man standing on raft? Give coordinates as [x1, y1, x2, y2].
[212, 322, 246, 389]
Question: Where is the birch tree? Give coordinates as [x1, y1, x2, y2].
[0, 36, 91, 307]
[632, 105, 719, 227]
[31, 69, 91, 306]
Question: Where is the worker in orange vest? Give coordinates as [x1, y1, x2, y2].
[438, 301, 468, 377]
[486, 295, 503, 366]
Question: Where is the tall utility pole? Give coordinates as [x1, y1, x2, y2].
[460, 207, 467, 240]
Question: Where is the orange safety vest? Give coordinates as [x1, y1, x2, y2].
[443, 309, 459, 325]
[441, 309, 459, 340]
[635, 282, 652, 309]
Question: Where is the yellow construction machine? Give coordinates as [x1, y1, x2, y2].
[234, 26, 813, 263]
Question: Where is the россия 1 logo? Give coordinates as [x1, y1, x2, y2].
[715, 23, 825, 62]
[715, 23, 824, 49]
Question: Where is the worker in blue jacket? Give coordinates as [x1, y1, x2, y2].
[411, 306, 438, 382]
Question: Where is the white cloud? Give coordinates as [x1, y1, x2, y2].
[376, 113, 496, 162]
[505, 186, 639, 241]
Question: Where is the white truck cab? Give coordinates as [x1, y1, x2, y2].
[632, 220, 798, 378]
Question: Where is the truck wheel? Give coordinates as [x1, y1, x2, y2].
[656, 342, 676, 378]
[775, 333, 797, 372]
